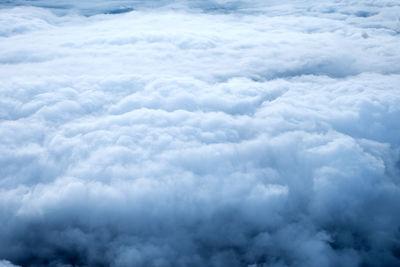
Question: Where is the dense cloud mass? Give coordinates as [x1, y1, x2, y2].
[1, 0, 400, 266]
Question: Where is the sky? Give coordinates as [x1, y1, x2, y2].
[0, 0, 400, 266]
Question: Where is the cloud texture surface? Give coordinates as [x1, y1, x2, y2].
[1, 0, 400, 266]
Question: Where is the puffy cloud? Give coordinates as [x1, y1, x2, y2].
[0, 0, 400, 266]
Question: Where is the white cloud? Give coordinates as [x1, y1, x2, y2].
[0, 260, 20, 267]
[0, 0, 400, 266]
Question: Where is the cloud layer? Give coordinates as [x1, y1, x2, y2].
[1, 1, 400, 266]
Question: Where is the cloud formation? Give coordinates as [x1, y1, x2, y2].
[1, 1, 400, 266]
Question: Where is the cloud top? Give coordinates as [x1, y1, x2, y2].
[0, 0, 400, 266]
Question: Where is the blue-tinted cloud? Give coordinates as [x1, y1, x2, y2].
[1, 1, 400, 266]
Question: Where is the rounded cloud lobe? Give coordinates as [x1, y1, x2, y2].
[0, 1, 400, 266]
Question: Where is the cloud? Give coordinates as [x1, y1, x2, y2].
[0, 0, 400, 266]
[0, 261, 20, 267]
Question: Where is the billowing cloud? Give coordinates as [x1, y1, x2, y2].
[1, 0, 400, 266]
